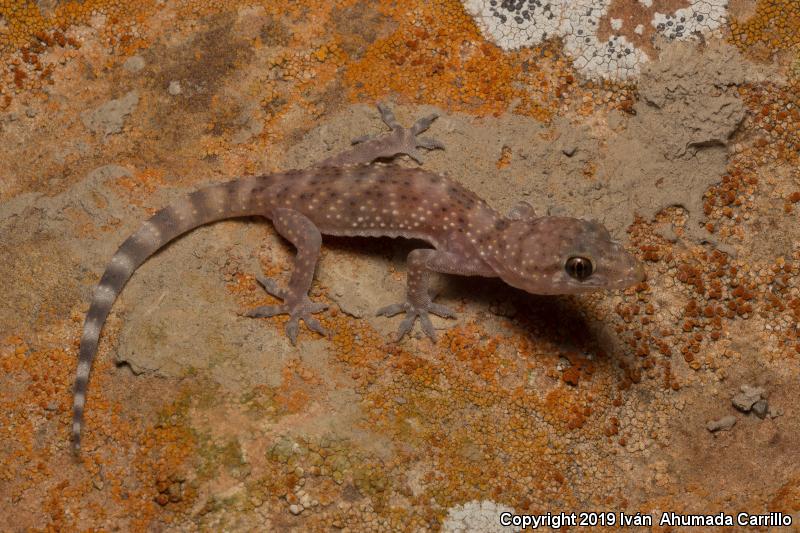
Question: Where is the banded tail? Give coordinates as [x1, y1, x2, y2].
[71, 175, 273, 454]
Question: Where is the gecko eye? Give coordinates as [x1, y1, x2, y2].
[565, 256, 593, 281]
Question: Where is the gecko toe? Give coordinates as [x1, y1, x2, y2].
[246, 304, 286, 318]
[304, 316, 330, 338]
[410, 113, 439, 135]
[282, 312, 328, 345]
[395, 313, 416, 341]
[418, 314, 437, 341]
[285, 318, 300, 346]
[351, 134, 373, 145]
[377, 102, 400, 130]
[406, 148, 425, 164]
[254, 274, 288, 299]
[428, 303, 456, 319]
[307, 301, 329, 314]
[376, 303, 406, 317]
[417, 136, 445, 150]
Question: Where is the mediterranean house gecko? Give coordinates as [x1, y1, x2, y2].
[71, 104, 644, 453]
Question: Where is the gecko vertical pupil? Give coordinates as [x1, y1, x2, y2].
[565, 256, 593, 281]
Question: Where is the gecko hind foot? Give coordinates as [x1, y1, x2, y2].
[351, 103, 445, 164]
[246, 274, 329, 345]
[376, 300, 456, 342]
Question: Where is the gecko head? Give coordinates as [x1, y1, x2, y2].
[492, 216, 645, 295]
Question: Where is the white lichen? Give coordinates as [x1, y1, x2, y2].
[443, 500, 520, 533]
[461, 0, 730, 80]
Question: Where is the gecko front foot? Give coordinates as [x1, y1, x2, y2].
[351, 103, 445, 164]
[246, 273, 329, 345]
[376, 300, 456, 342]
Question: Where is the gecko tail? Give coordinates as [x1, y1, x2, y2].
[71, 176, 268, 454]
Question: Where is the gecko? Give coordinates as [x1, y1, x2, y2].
[71, 103, 644, 453]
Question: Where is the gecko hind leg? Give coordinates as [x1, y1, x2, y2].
[318, 103, 444, 167]
[246, 208, 329, 345]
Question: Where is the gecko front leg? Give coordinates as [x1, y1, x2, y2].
[246, 208, 329, 345]
[377, 249, 496, 341]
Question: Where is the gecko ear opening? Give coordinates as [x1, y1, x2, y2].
[565, 256, 593, 281]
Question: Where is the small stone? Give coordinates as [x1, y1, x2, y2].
[168, 81, 182, 95]
[123, 55, 145, 73]
[706, 415, 736, 433]
[752, 399, 768, 419]
[81, 90, 139, 136]
[732, 384, 765, 413]
[562, 145, 577, 157]
[289, 504, 304, 515]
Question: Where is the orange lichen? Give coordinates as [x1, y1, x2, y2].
[274, 359, 323, 414]
[0, 330, 198, 530]
[562, 366, 581, 386]
[739, 82, 800, 166]
[114, 168, 167, 207]
[730, 0, 800, 57]
[344, 0, 600, 120]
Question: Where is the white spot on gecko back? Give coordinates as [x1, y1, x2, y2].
[92, 284, 116, 305]
[111, 253, 135, 271]
[76, 359, 91, 379]
[203, 186, 227, 214]
[137, 221, 162, 245]
[81, 319, 101, 343]
[73, 390, 86, 409]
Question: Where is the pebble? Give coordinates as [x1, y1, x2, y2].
[123, 55, 146, 73]
[706, 415, 737, 433]
[752, 399, 769, 419]
[168, 81, 182, 95]
[731, 384, 765, 413]
[81, 90, 140, 136]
